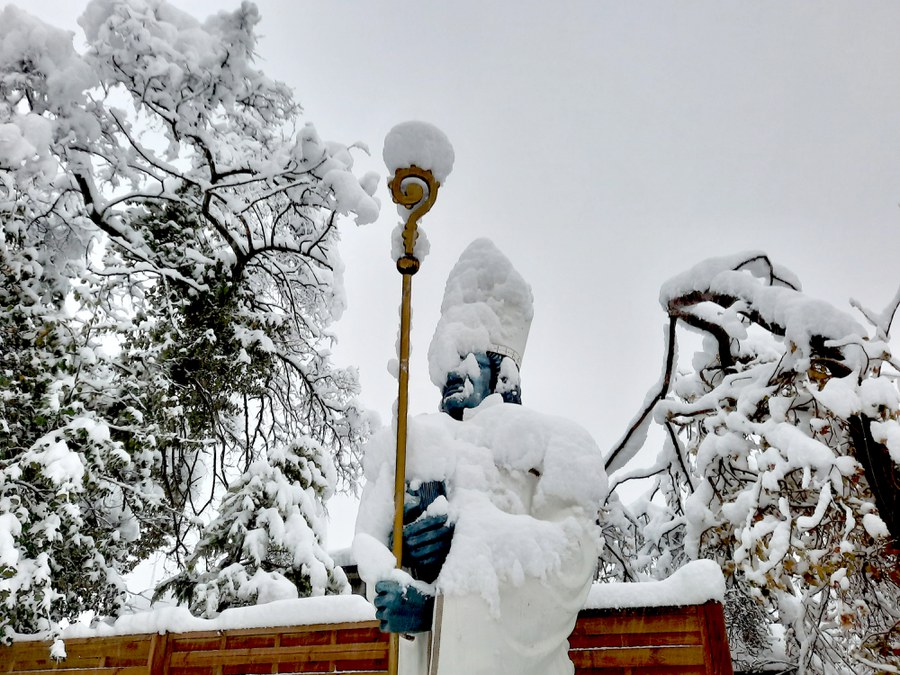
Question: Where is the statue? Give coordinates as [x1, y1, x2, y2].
[354, 239, 607, 675]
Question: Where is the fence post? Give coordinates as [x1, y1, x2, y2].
[700, 602, 733, 675]
[148, 632, 172, 675]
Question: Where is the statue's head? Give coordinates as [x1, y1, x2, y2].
[429, 239, 532, 419]
[439, 351, 522, 420]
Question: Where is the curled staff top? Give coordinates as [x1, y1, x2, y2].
[384, 122, 454, 270]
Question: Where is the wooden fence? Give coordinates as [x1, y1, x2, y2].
[570, 601, 733, 675]
[1, 602, 732, 675]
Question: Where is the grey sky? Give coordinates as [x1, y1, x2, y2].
[22, 0, 900, 549]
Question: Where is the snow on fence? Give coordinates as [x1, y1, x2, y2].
[1, 562, 733, 674]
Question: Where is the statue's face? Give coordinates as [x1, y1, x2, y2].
[440, 353, 492, 420]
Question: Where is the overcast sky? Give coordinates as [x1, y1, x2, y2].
[23, 0, 900, 551]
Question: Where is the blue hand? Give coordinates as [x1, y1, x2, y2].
[403, 514, 454, 582]
[373, 580, 435, 634]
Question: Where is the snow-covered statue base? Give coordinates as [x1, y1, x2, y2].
[354, 240, 607, 675]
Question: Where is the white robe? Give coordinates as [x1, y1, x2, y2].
[355, 399, 606, 675]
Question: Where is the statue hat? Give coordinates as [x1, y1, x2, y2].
[427, 238, 534, 387]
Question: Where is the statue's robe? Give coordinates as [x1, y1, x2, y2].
[355, 398, 606, 675]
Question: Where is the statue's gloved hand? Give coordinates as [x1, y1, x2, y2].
[403, 513, 454, 583]
[388, 481, 454, 582]
[373, 580, 435, 634]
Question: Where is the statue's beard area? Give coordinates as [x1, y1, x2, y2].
[441, 377, 476, 420]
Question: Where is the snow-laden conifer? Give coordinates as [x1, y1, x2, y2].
[158, 439, 347, 618]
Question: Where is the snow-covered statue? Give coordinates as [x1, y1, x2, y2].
[354, 239, 607, 675]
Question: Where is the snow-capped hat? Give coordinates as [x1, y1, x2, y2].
[428, 239, 534, 387]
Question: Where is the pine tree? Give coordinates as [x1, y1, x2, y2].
[158, 440, 348, 617]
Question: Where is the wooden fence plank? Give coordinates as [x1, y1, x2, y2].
[569, 630, 703, 649]
[699, 601, 734, 675]
[5, 668, 148, 675]
[147, 633, 170, 675]
[573, 666, 710, 673]
[572, 644, 707, 668]
[169, 642, 387, 667]
[573, 610, 702, 636]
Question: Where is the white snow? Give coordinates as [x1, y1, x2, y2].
[862, 513, 890, 539]
[24, 435, 85, 490]
[584, 560, 725, 610]
[810, 375, 862, 418]
[355, 399, 606, 610]
[383, 121, 455, 183]
[390, 220, 431, 262]
[427, 239, 533, 387]
[0, 513, 22, 568]
[0, 5, 96, 108]
[243, 569, 299, 605]
[324, 169, 380, 225]
[12, 595, 376, 642]
[859, 378, 900, 417]
[659, 251, 864, 363]
[50, 638, 66, 661]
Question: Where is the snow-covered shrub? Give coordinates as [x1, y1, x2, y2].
[606, 252, 899, 674]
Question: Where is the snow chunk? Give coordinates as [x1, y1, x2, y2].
[324, 169, 380, 225]
[584, 560, 725, 610]
[50, 638, 66, 661]
[796, 483, 831, 531]
[383, 121, 454, 183]
[353, 532, 397, 585]
[0, 124, 36, 167]
[862, 513, 890, 539]
[863, 513, 891, 539]
[0, 513, 22, 568]
[242, 569, 298, 605]
[810, 375, 861, 418]
[661, 251, 801, 300]
[859, 378, 900, 417]
[26, 435, 85, 489]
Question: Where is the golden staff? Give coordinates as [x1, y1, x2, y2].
[387, 165, 440, 675]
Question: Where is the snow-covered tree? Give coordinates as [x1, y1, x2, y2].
[157, 439, 348, 617]
[1, 0, 376, 631]
[606, 252, 900, 673]
[0, 223, 165, 637]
